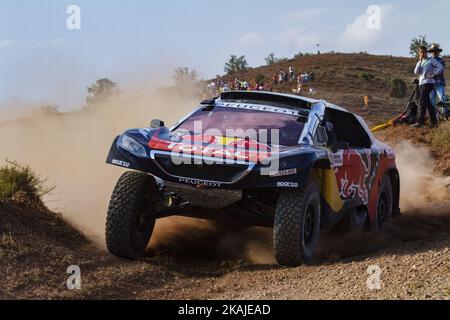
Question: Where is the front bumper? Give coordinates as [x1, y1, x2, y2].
[106, 135, 318, 190]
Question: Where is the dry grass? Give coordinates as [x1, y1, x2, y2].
[432, 122, 450, 152]
[0, 160, 54, 204]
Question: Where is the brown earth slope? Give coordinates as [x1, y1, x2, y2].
[219, 53, 449, 125]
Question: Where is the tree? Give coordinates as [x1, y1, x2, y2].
[409, 35, 428, 58]
[224, 55, 249, 74]
[173, 67, 198, 87]
[86, 78, 120, 105]
[265, 53, 276, 65]
[265, 53, 288, 65]
[294, 51, 314, 59]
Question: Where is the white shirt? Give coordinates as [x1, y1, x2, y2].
[414, 57, 444, 85]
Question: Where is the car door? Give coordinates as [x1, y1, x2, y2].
[325, 109, 375, 205]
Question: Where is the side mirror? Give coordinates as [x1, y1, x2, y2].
[201, 99, 217, 105]
[331, 141, 350, 153]
[150, 119, 165, 128]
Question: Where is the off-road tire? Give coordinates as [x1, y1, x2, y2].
[274, 183, 321, 266]
[106, 171, 160, 259]
[376, 175, 393, 230]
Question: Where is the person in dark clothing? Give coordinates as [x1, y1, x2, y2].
[429, 44, 446, 107]
[412, 46, 444, 128]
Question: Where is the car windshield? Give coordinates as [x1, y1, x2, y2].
[174, 107, 306, 146]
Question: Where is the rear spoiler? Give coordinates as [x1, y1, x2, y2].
[220, 91, 315, 111]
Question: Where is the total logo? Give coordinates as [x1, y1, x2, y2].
[179, 178, 221, 188]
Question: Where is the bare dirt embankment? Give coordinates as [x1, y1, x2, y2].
[1, 53, 450, 300]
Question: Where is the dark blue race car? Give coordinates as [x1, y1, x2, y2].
[105, 91, 400, 266]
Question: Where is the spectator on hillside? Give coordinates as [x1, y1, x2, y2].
[278, 71, 284, 85]
[222, 83, 229, 92]
[258, 83, 264, 91]
[263, 82, 272, 92]
[289, 66, 295, 82]
[234, 77, 241, 90]
[412, 45, 444, 128]
[429, 44, 446, 107]
[272, 73, 278, 86]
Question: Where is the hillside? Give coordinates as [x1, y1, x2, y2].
[218, 53, 449, 125]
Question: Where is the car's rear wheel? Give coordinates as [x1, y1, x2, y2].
[376, 175, 393, 230]
[273, 182, 321, 266]
[106, 171, 161, 259]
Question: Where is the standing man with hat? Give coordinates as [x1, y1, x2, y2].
[429, 44, 446, 107]
[412, 46, 445, 128]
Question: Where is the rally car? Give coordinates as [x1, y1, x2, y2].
[105, 91, 400, 266]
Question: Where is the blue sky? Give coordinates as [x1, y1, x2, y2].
[1, 0, 449, 109]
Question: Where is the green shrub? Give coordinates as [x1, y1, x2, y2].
[359, 72, 375, 81]
[294, 52, 315, 59]
[389, 78, 407, 98]
[0, 161, 53, 202]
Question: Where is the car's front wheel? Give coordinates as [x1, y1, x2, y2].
[106, 171, 161, 259]
[273, 182, 321, 266]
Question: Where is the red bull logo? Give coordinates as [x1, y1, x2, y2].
[149, 133, 274, 163]
[334, 149, 380, 205]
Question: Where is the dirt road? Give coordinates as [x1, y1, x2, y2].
[1, 195, 450, 300]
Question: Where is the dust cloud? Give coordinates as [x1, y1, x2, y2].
[0, 89, 196, 245]
[395, 141, 450, 211]
[149, 218, 276, 264]
[0, 86, 275, 264]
